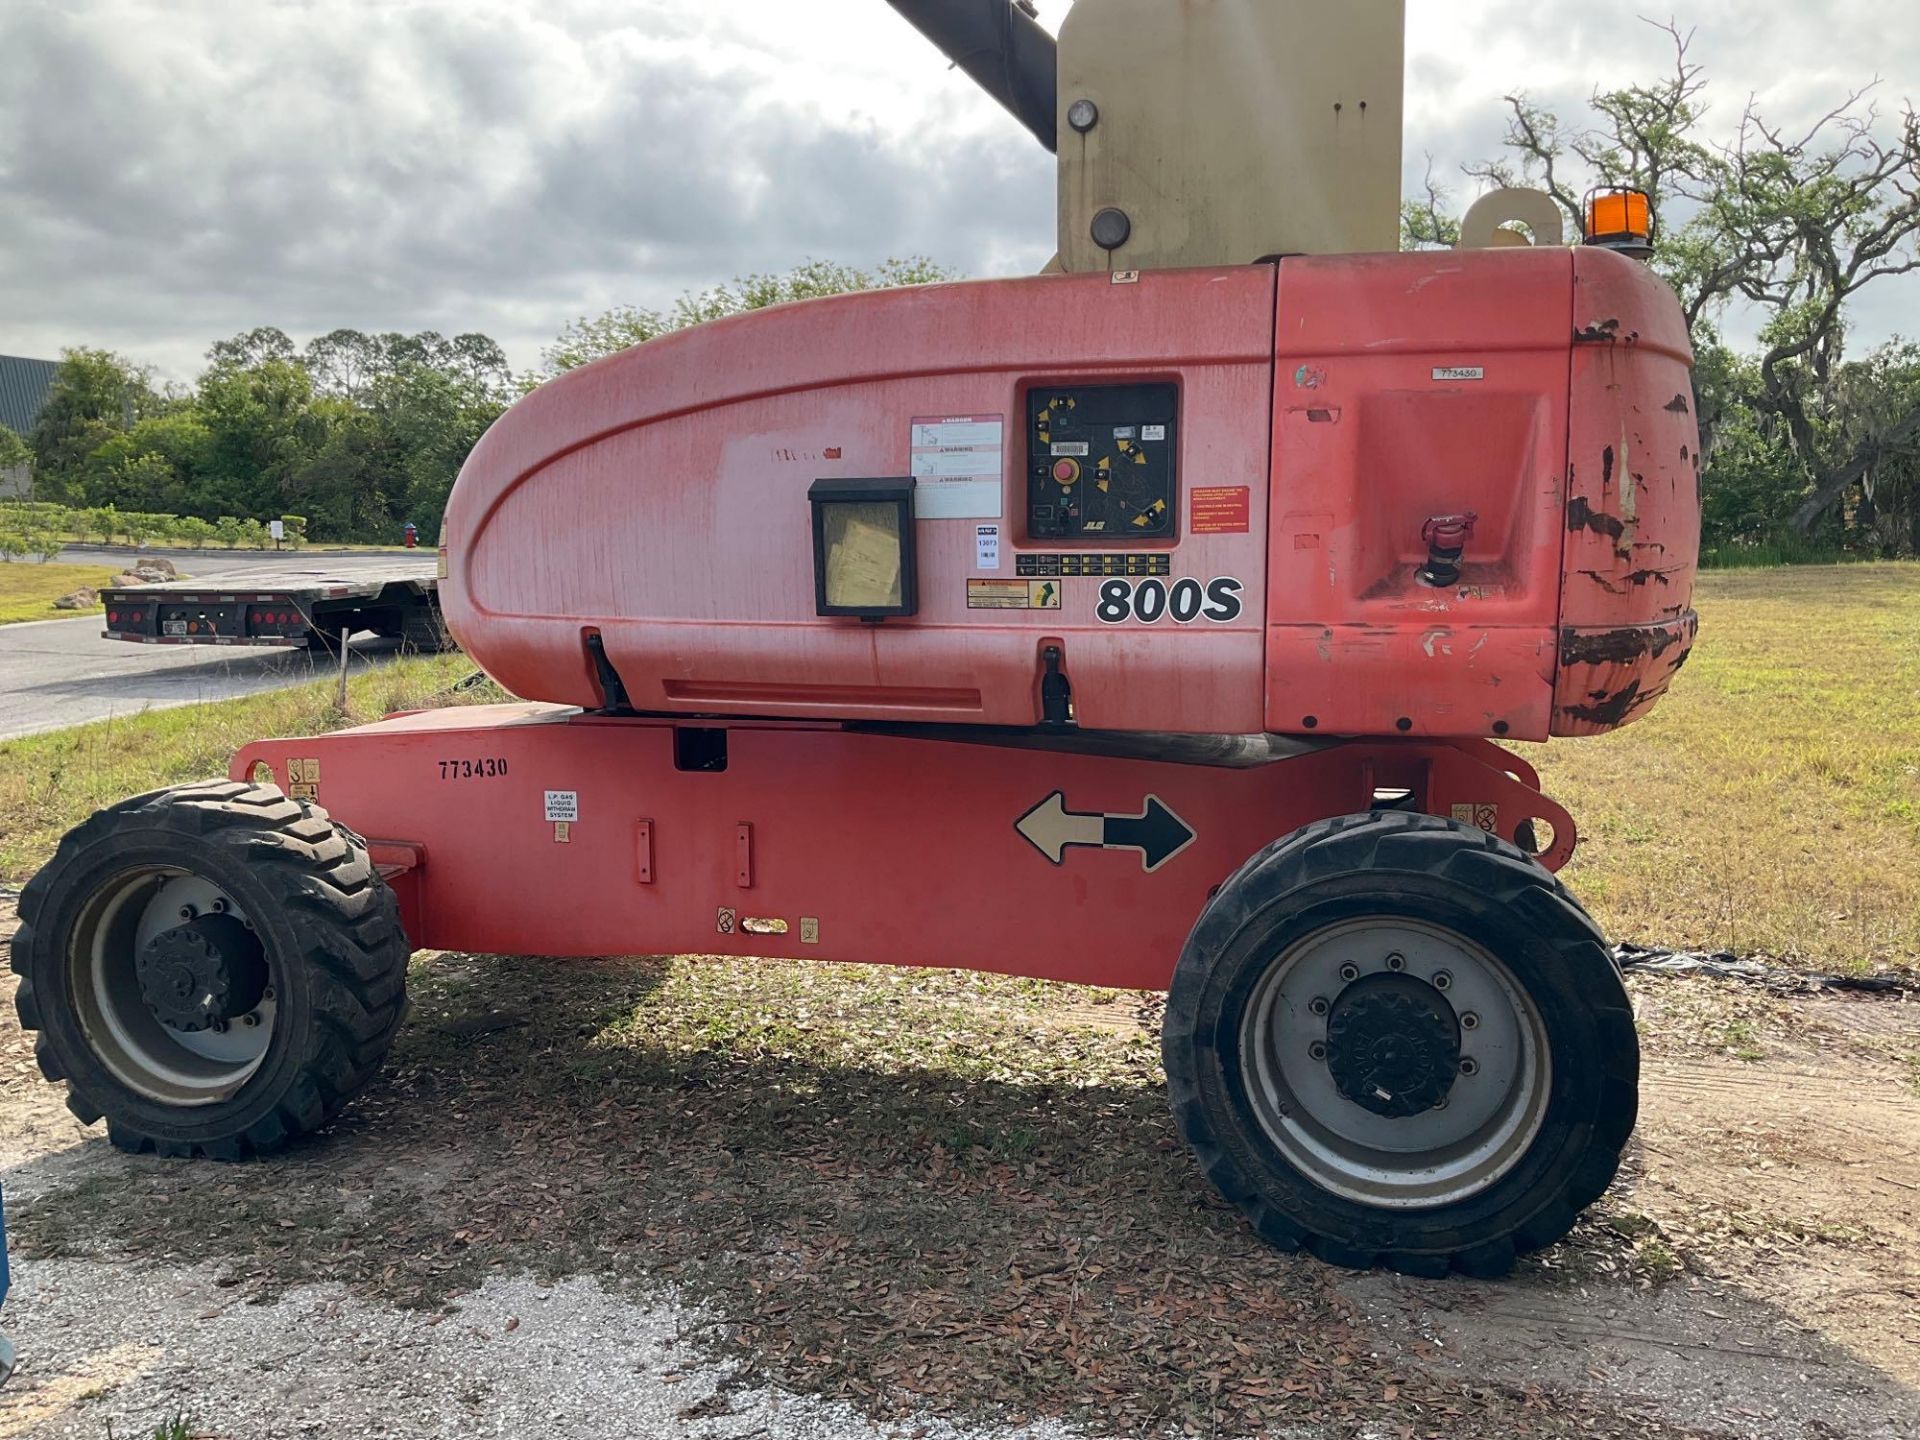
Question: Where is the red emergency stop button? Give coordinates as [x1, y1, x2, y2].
[1052, 458, 1081, 485]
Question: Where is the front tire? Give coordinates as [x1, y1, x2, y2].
[1163, 811, 1636, 1277]
[10, 781, 409, 1158]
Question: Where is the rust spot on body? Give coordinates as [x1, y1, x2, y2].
[1559, 622, 1693, 668]
[1567, 496, 1626, 541]
[1563, 679, 1646, 727]
[1575, 318, 1621, 343]
[1664, 393, 1690, 414]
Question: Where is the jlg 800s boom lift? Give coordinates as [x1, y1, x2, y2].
[12, 0, 1699, 1276]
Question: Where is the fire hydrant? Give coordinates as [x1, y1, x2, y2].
[404, 522, 419, 549]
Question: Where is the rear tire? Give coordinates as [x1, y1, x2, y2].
[1163, 811, 1636, 1276]
[10, 781, 409, 1158]
[398, 604, 455, 654]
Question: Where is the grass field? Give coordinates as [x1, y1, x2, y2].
[0, 564, 1915, 970]
[0, 561, 117, 623]
[0, 654, 501, 879]
[1536, 562, 1920, 970]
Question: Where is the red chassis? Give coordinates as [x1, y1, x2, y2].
[232, 703, 1571, 991]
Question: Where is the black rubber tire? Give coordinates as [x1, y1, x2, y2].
[397, 603, 455, 654]
[10, 781, 410, 1159]
[1163, 811, 1636, 1277]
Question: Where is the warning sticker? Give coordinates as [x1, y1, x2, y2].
[287, 756, 321, 802]
[1141, 424, 1167, 442]
[911, 414, 1003, 519]
[544, 790, 579, 822]
[1017, 553, 1170, 577]
[968, 579, 1062, 610]
[1190, 486, 1252, 534]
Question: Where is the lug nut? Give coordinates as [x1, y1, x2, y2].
[241, 1013, 260, 1028]
[1338, 963, 1360, 983]
[1433, 970, 1453, 990]
[1459, 1056, 1479, 1076]
[1461, 1012, 1480, 1031]
[1433, 1096, 1449, 1110]
[210, 898, 228, 914]
[1309, 996, 1330, 1016]
[211, 1019, 229, 1034]
[178, 904, 197, 921]
[1309, 1041, 1328, 1061]
[1385, 953, 1406, 971]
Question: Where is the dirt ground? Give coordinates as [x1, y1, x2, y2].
[2, 891, 1917, 1440]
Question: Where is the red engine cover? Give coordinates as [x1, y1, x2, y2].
[441, 248, 1697, 741]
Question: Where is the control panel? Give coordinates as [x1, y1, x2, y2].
[1026, 383, 1178, 541]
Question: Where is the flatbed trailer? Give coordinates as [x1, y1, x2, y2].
[99, 561, 450, 651]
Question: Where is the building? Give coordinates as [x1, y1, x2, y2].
[0, 354, 58, 498]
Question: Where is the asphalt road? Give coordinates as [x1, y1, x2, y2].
[0, 549, 430, 742]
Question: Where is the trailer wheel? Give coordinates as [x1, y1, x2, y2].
[9, 781, 409, 1159]
[1163, 811, 1636, 1277]
[398, 605, 455, 654]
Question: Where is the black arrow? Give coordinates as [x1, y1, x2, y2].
[1103, 798, 1195, 871]
[1015, 791, 1196, 873]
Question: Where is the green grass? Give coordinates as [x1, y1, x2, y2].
[0, 561, 118, 623]
[0, 655, 503, 880]
[1698, 535, 1862, 569]
[1533, 563, 1920, 970]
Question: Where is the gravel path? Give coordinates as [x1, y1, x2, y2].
[0, 1263, 1104, 1440]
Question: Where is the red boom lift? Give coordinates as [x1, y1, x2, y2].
[11, 0, 1699, 1276]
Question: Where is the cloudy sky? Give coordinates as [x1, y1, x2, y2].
[1, 0, 1915, 382]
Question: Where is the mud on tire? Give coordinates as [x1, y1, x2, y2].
[10, 781, 410, 1158]
[1163, 811, 1637, 1278]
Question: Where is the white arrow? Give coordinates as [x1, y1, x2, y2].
[1015, 791, 1106, 864]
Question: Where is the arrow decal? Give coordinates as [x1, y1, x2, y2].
[1015, 791, 1196, 872]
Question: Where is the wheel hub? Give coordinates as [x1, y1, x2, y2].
[1323, 972, 1460, 1118]
[135, 913, 267, 1033]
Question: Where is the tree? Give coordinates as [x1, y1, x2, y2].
[194, 356, 325, 519]
[207, 326, 297, 369]
[1436, 22, 1920, 552]
[541, 257, 959, 374]
[0, 423, 30, 473]
[28, 349, 160, 497]
[303, 329, 383, 401]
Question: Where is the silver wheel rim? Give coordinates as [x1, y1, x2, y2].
[1238, 916, 1549, 1210]
[66, 867, 278, 1106]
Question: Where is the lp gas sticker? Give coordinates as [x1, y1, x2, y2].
[544, 790, 579, 822]
[1095, 576, 1243, 625]
[1015, 792, 1196, 872]
[968, 579, 1060, 610]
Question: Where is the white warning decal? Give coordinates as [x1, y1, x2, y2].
[910, 414, 1004, 519]
[544, 790, 579, 822]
